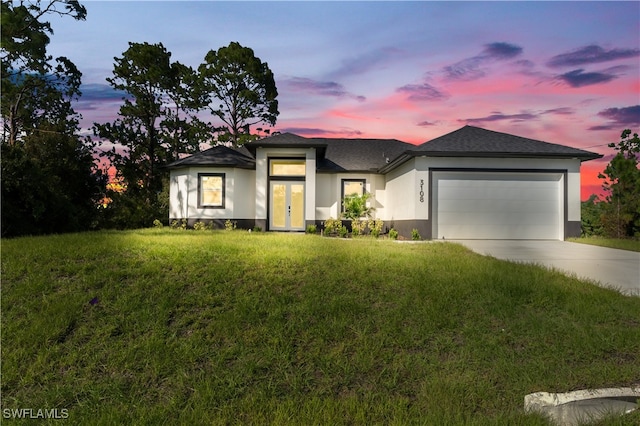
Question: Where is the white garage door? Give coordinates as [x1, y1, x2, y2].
[433, 171, 563, 240]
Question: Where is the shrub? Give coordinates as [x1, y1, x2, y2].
[351, 219, 365, 236]
[341, 193, 374, 220]
[323, 218, 342, 235]
[252, 226, 262, 232]
[338, 225, 348, 238]
[368, 218, 384, 238]
[170, 219, 187, 230]
[193, 221, 206, 231]
[389, 228, 399, 240]
[306, 224, 317, 234]
[224, 219, 237, 231]
[412, 229, 421, 241]
[153, 219, 163, 228]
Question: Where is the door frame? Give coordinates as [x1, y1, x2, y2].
[269, 179, 306, 231]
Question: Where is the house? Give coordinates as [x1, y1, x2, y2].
[167, 125, 602, 240]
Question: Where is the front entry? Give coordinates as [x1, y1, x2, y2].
[270, 181, 305, 231]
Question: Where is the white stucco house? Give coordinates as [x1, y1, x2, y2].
[167, 125, 601, 240]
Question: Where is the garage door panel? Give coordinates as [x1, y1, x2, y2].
[433, 172, 563, 240]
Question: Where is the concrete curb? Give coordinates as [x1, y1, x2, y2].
[525, 387, 640, 425]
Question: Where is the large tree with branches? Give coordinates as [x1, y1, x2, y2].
[199, 41, 279, 146]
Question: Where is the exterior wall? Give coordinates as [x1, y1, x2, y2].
[169, 167, 255, 225]
[314, 173, 386, 221]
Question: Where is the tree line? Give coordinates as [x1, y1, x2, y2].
[1, 0, 637, 238]
[582, 130, 640, 239]
[1, 0, 278, 236]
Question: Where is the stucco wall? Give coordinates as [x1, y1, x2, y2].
[169, 167, 255, 221]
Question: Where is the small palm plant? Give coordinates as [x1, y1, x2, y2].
[341, 193, 375, 220]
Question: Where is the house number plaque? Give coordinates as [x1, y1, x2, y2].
[419, 179, 424, 203]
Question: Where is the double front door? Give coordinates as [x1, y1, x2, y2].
[270, 181, 305, 231]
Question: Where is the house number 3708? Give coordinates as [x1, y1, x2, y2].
[419, 179, 424, 203]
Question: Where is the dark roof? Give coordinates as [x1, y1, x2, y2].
[167, 126, 602, 173]
[411, 125, 602, 160]
[315, 138, 411, 172]
[245, 132, 413, 172]
[166, 145, 255, 169]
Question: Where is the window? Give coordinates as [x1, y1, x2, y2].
[341, 179, 366, 213]
[342, 179, 365, 198]
[270, 159, 306, 176]
[198, 173, 225, 208]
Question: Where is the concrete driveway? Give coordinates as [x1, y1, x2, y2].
[455, 240, 640, 296]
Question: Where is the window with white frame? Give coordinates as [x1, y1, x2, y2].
[198, 173, 225, 208]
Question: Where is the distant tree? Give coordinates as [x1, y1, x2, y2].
[598, 129, 640, 238]
[94, 42, 209, 228]
[580, 194, 605, 237]
[1, 0, 105, 237]
[199, 41, 278, 146]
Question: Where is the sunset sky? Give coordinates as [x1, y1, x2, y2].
[47, 1, 640, 199]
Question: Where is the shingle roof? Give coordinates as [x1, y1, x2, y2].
[166, 145, 255, 169]
[411, 125, 602, 160]
[245, 132, 413, 172]
[315, 138, 412, 172]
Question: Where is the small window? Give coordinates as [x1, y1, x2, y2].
[270, 159, 306, 176]
[198, 173, 225, 208]
[342, 179, 365, 198]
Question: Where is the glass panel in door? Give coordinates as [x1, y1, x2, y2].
[272, 183, 286, 229]
[290, 184, 305, 229]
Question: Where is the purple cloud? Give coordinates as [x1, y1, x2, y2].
[397, 83, 448, 102]
[281, 77, 365, 101]
[589, 105, 640, 130]
[547, 45, 640, 68]
[462, 112, 537, 124]
[557, 69, 617, 88]
[443, 42, 523, 81]
[417, 120, 436, 127]
[542, 107, 575, 116]
[279, 127, 364, 137]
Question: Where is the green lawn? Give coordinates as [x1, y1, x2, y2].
[568, 236, 640, 252]
[2, 229, 639, 425]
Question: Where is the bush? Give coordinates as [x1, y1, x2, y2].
[368, 218, 384, 238]
[153, 219, 163, 228]
[389, 228, 399, 240]
[338, 225, 348, 238]
[252, 226, 262, 232]
[323, 218, 342, 235]
[224, 219, 237, 231]
[306, 224, 317, 234]
[351, 219, 365, 236]
[341, 193, 374, 220]
[193, 221, 206, 231]
[171, 219, 187, 230]
[412, 229, 421, 241]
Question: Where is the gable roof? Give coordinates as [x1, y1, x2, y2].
[411, 125, 602, 160]
[166, 145, 255, 169]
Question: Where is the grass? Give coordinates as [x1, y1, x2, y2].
[2, 229, 639, 425]
[568, 236, 640, 252]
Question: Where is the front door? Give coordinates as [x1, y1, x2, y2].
[270, 181, 305, 231]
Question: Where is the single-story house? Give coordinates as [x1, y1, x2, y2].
[167, 125, 601, 240]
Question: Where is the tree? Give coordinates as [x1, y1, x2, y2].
[1, 0, 105, 237]
[94, 42, 209, 228]
[597, 129, 640, 238]
[2, 0, 86, 146]
[199, 41, 278, 146]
